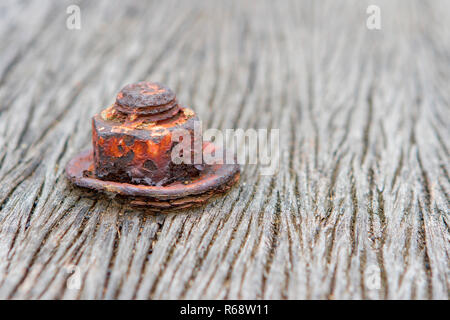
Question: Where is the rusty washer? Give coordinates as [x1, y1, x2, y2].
[66, 81, 240, 211]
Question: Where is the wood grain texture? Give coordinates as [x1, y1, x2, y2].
[0, 0, 448, 299]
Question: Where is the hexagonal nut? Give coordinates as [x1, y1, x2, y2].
[92, 107, 202, 186]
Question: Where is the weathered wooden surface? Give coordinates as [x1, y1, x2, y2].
[0, 0, 448, 300]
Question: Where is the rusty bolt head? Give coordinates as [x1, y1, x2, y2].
[66, 81, 240, 211]
[115, 81, 177, 116]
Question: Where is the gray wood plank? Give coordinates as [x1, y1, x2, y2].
[0, 0, 448, 299]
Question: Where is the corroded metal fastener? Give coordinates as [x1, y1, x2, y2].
[66, 81, 240, 211]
